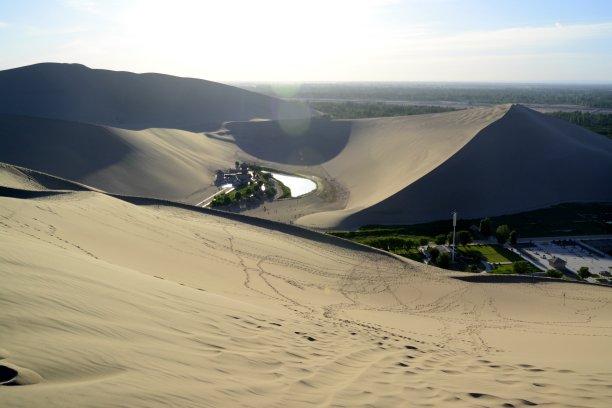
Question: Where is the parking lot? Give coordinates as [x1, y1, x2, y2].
[521, 239, 612, 277]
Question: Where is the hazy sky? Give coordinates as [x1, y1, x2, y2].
[1, 0, 612, 82]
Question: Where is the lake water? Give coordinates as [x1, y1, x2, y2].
[268, 172, 316, 197]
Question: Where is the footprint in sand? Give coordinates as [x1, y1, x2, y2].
[294, 331, 316, 341]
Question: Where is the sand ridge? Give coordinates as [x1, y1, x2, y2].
[0, 114, 249, 201]
[2, 95, 611, 229]
[1, 172, 612, 407]
[0, 63, 314, 132]
[319, 104, 612, 228]
[2, 63, 611, 228]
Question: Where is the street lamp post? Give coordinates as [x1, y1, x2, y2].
[451, 211, 457, 264]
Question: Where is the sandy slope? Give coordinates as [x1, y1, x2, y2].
[295, 105, 510, 227]
[0, 63, 313, 132]
[1, 169, 611, 407]
[298, 105, 612, 228]
[2, 99, 611, 229]
[0, 114, 248, 200]
[329, 104, 612, 228]
[0, 162, 87, 192]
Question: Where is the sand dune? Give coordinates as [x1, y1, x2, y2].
[225, 103, 611, 228]
[1, 168, 611, 407]
[226, 118, 352, 165]
[2, 103, 610, 229]
[0, 63, 313, 131]
[0, 114, 248, 200]
[305, 104, 612, 228]
[1, 64, 611, 229]
[294, 105, 510, 227]
[0, 162, 89, 192]
[3, 64, 612, 407]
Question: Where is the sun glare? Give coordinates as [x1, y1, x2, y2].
[112, 0, 380, 80]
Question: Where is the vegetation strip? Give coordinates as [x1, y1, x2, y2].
[329, 204, 611, 281]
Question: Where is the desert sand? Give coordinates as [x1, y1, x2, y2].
[1, 164, 612, 407]
[2, 64, 612, 230]
[2, 64, 612, 405]
[310, 103, 612, 228]
[0, 63, 313, 132]
[3, 105, 611, 230]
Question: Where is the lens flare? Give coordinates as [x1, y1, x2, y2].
[276, 101, 312, 136]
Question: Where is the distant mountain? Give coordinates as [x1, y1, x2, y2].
[0, 63, 313, 132]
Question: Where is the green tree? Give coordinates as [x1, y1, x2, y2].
[437, 252, 451, 268]
[427, 247, 440, 264]
[457, 230, 472, 246]
[234, 191, 242, 200]
[403, 239, 414, 250]
[265, 186, 277, 199]
[546, 269, 563, 278]
[479, 217, 492, 236]
[513, 261, 531, 274]
[435, 234, 447, 245]
[419, 238, 429, 246]
[223, 194, 231, 205]
[577, 266, 591, 280]
[235, 161, 240, 169]
[496, 225, 510, 244]
[387, 237, 403, 251]
[509, 230, 518, 246]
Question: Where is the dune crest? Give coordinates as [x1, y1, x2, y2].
[0, 63, 313, 132]
[298, 104, 612, 228]
[333, 104, 612, 228]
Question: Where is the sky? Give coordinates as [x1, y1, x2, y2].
[1, 0, 612, 82]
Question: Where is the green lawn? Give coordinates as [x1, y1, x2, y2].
[394, 248, 423, 262]
[488, 262, 540, 275]
[489, 264, 517, 274]
[458, 245, 522, 263]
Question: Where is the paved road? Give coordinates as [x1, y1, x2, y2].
[196, 186, 234, 208]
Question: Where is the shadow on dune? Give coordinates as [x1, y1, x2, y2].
[226, 118, 352, 165]
[0, 114, 134, 181]
[452, 274, 604, 287]
[339, 104, 612, 228]
[0, 63, 313, 132]
[0, 186, 68, 199]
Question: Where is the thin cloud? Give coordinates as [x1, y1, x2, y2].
[379, 21, 612, 57]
